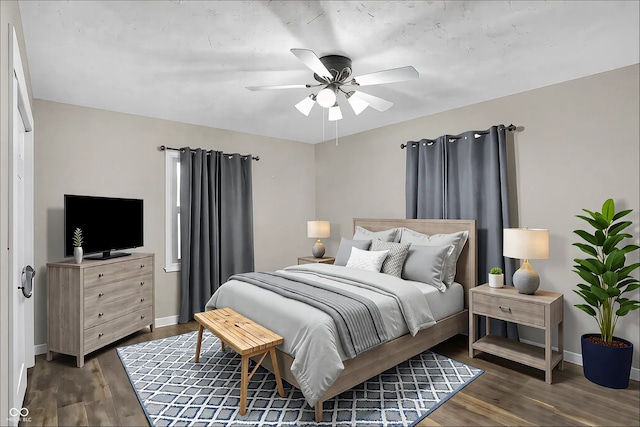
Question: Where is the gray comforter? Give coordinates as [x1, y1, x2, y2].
[205, 263, 436, 406]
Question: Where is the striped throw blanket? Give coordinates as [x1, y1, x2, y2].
[228, 272, 388, 358]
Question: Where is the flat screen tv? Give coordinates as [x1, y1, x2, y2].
[64, 194, 144, 259]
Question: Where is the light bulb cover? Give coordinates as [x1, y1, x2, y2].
[346, 91, 369, 115]
[295, 94, 316, 116]
[328, 103, 343, 121]
[316, 85, 337, 108]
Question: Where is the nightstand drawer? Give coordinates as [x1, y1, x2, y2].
[473, 293, 545, 327]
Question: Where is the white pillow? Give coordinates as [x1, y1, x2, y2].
[345, 246, 389, 272]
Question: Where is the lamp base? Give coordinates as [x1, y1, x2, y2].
[312, 239, 325, 258]
[512, 259, 539, 294]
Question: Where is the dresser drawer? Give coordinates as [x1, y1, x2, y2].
[472, 293, 545, 327]
[84, 306, 153, 354]
[84, 290, 153, 329]
[84, 256, 153, 287]
[84, 274, 152, 310]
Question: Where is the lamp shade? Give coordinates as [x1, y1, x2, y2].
[316, 86, 337, 108]
[307, 221, 330, 238]
[503, 228, 549, 260]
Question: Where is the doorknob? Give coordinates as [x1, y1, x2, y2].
[20, 265, 35, 298]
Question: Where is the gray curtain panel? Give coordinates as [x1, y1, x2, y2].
[178, 148, 254, 323]
[406, 125, 518, 340]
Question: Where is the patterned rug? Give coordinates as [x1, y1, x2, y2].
[117, 331, 482, 427]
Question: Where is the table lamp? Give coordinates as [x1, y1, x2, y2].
[307, 221, 330, 258]
[503, 227, 549, 294]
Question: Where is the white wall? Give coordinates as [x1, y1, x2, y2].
[315, 64, 640, 370]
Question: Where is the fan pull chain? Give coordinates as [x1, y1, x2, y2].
[322, 108, 325, 141]
[335, 120, 339, 146]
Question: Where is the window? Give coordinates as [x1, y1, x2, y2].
[164, 150, 181, 271]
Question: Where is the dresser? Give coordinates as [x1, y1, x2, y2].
[46, 253, 155, 367]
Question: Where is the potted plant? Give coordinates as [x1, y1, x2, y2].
[73, 227, 84, 264]
[572, 198, 639, 389]
[488, 267, 504, 288]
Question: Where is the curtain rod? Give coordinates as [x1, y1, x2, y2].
[400, 124, 517, 149]
[158, 145, 259, 161]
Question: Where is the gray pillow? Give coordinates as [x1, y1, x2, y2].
[402, 244, 456, 292]
[353, 226, 401, 243]
[370, 239, 411, 277]
[334, 238, 372, 266]
[400, 228, 469, 286]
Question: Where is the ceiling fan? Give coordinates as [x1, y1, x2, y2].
[246, 49, 419, 121]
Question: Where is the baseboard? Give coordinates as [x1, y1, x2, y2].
[519, 338, 639, 382]
[154, 315, 179, 328]
[34, 316, 181, 356]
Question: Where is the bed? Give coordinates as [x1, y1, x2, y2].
[205, 218, 477, 422]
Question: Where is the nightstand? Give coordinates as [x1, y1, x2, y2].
[469, 284, 563, 384]
[298, 256, 335, 265]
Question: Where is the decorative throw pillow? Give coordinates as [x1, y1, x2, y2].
[334, 238, 372, 266]
[370, 239, 411, 278]
[402, 244, 456, 292]
[400, 228, 469, 286]
[345, 247, 389, 272]
[353, 226, 401, 243]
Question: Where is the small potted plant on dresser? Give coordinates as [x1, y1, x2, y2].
[573, 198, 639, 389]
[488, 267, 504, 288]
[73, 227, 84, 264]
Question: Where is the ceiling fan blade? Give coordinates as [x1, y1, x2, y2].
[246, 84, 309, 91]
[351, 91, 393, 112]
[290, 48, 332, 82]
[351, 66, 418, 87]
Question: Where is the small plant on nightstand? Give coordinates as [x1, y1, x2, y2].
[488, 267, 504, 288]
[73, 228, 84, 264]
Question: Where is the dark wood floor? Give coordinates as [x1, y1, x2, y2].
[22, 322, 640, 426]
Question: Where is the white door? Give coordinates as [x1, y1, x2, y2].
[7, 26, 35, 426]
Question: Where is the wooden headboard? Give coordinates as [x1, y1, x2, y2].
[353, 218, 477, 307]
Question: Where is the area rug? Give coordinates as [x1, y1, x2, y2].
[117, 331, 482, 427]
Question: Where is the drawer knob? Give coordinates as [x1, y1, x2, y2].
[98, 273, 104, 278]
[140, 298, 145, 302]
[98, 312, 104, 317]
[140, 264, 145, 268]
[98, 292, 104, 297]
[140, 281, 145, 286]
[98, 333, 104, 337]
[499, 305, 511, 312]
[140, 315, 145, 319]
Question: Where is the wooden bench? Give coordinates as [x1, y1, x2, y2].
[194, 308, 285, 416]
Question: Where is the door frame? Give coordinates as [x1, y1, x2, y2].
[2, 24, 35, 425]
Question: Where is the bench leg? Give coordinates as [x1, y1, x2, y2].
[240, 355, 249, 416]
[315, 401, 323, 422]
[194, 324, 204, 363]
[269, 348, 285, 397]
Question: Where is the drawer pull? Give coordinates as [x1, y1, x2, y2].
[499, 305, 511, 312]
[98, 292, 104, 297]
[98, 312, 104, 317]
[140, 281, 145, 286]
[98, 273, 104, 278]
[98, 333, 104, 337]
[140, 298, 145, 302]
[140, 315, 145, 319]
[140, 264, 145, 268]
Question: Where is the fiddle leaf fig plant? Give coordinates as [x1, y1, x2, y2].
[573, 198, 640, 344]
[73, 228, 83, 248]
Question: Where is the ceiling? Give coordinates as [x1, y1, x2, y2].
[18, 1, 639, 144]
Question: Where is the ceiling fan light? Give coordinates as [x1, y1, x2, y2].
[295, 94, 316, 116]
[316, 85, 337, 108]
[346, 92, 369, 115]
[328, 103, 343, 121]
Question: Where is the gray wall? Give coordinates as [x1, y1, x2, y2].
[33, 100, 316, 346]
[315, 64, 640, 370]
